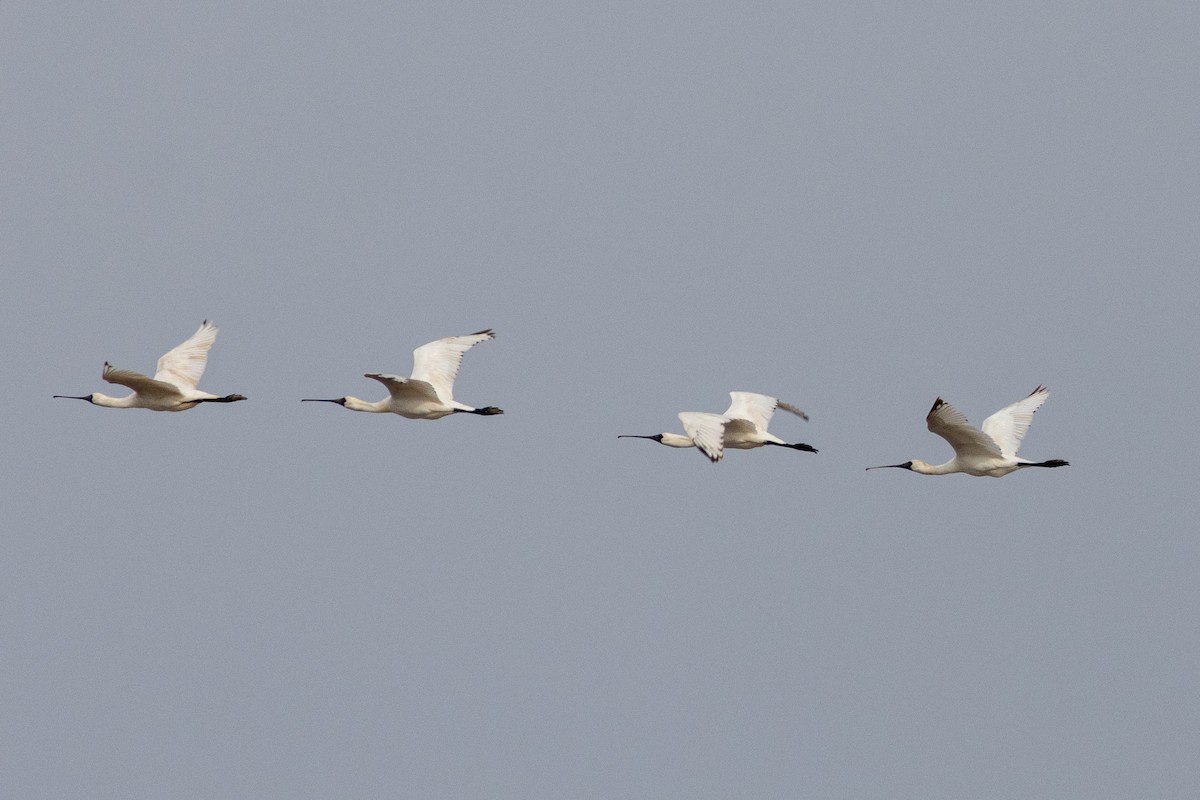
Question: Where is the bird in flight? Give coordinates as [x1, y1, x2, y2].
[302, 329, 503, 420]
[54, 320, 246, 411]
[620, 391, 816, 463]
[866, 385, 1068, 477]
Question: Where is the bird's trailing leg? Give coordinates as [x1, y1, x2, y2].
[765, 441, 819, 454]
[461, 406, 504, 415]
[1021, 459, 1069, 468]
[195, 394, 247, 403]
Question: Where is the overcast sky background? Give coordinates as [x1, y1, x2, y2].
[3, 2, 1198, 798]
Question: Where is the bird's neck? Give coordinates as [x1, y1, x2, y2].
[343, 396, 390, 413]
[911, 459, 957, 475]
[91, 393, 137, 408]
[659, 433, 695, 449]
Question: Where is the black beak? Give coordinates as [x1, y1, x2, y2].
[301, 398, 346, 405]
[618, 434, 663, 442]
[865, 461, 912, 471]
[53, 394, 92, 402]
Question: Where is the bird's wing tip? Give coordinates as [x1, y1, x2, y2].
[777, 400, 809, 421]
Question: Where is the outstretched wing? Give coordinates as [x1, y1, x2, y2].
[723, 392, 780, 432]
[409, 329, 495, 404]
[364, 373, 440, 404]
[775, 400, 809, 422]
[679, 411, 727, 463]
[154, 320, 219, 390]
[926, 397, 1002, 459]
[981, 385, 1050, 459]
[104, 363, 183, 401]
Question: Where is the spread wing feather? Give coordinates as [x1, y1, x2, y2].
[154, 320, 219, 390]
[775, 400, 809, 422]
[926, 397, 1002, 459]
[679, 412, 727, 463]
[409, 329, 495, 404]
[724, 391, 809, 431]
[723, 392, 778, 431]
[981, 385, 1050, 459]
[364, 373, 439, 404]
[104, 363, 183, 401]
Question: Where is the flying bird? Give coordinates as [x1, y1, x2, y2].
[302, 329, 503, 420]
[619, 391, 816, 463]
[866, 385, 1069, 477]
[54, 320, 246, 411]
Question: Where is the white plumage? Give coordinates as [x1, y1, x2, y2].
[302, 329, 503, 420]
[54, 320, 246, 411]
[620, 391, 816, 463]
[867, 385, 1069, 477]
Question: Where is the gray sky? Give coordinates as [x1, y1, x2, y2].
[4, 2, 1198, 798]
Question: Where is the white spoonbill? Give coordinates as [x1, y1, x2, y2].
[866, 385, 1069, 477]
[302, 329, 503, 420]
[54, 320, 246, 411]
[619, 391, 817, 463]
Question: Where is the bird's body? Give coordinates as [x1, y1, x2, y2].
[620, 391, 816, 463]
[867, 385, 1068, 477]
[54, 320, 246, 411]
[303, 329, 503, 420]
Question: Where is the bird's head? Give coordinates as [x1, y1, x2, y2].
[619, 432, 694, 449]
[618, 433, 664, 443]
[866, 460, 915, 472]
[53, 394, 96, 404]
